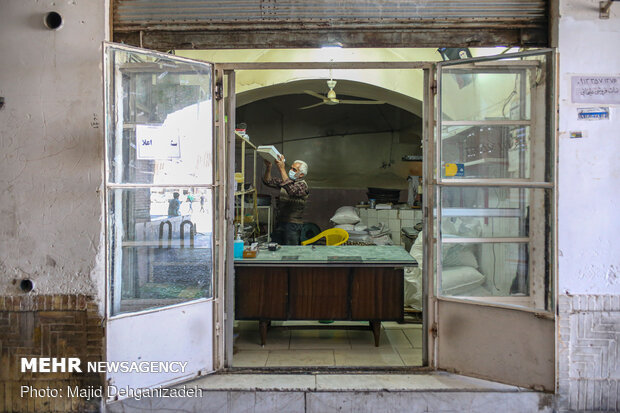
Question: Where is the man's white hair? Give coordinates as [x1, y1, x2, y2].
[293, 160, 308, 176]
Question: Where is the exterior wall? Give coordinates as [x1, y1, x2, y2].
[0, 1, 107, 411]
[0, 295, 103, 412]
[0, 0, 106, 300]
[557, 0, 620, 411]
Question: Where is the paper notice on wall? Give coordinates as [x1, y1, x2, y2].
[571, 76, 620, 104]
[577, 107, 610, 121]
[136, 125, 181, 159]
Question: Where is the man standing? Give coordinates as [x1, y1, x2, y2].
[168, 192, 181, 217]
[263, 155, 309, 245]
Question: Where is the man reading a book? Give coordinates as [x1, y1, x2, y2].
[263, 155, 309, 245]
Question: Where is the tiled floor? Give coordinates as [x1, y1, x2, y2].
[233, 320, 423, 368]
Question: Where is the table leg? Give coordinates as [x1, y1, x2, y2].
[259, 320, 269, 346]
[370, 321, 381, 347]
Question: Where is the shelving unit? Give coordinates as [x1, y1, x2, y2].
[234, 131, 259, 236]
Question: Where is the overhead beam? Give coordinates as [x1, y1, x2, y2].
[114, 28, 548, 51]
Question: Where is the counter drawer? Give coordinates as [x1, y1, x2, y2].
[350, 267, 403, 320]
[235, 267, 288, 319]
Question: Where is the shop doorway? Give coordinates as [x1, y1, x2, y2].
[103, 45, 556, 397]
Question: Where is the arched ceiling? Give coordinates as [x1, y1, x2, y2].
[236, 78, 423, 117]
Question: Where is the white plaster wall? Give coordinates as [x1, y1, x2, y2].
[558, 0, 620, 294]
[0, 1, 107, 304]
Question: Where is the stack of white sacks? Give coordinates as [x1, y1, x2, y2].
[329, 206, 393, 245]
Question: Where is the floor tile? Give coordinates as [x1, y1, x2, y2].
[232, 350, 269, 367]
[235, 328, 290, 350]
[235, 320, 258, 331]
[266, 350, 335, 367]
[334, 348, 404, 367]
[348, 329, 390, 348]
[403, 328, 423, 348]
[384, 329, 413, 348]
[396, 347, 423, 366]
[382, 321, 420, 329]
[289, 329, 351, 350]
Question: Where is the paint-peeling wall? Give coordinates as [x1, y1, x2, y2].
[558, 0, 620, 295]
[0, 1, 107, 307]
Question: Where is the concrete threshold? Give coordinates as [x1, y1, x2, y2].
[106, 372, 555, 412]
[188, 371, 527, 392]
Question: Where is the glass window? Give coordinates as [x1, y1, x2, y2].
[440, 67, 531, 122]
[105, 46, 215, 316]
[441, 125, 531, 179]
[440, 187, 550, 238]
[105, 50, 213, 185]
[436, 51, 554, 312]
[108, 188, 213, 316]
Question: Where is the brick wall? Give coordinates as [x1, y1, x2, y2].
[0, 295, 104, 412]
[558, 294, 620, 412]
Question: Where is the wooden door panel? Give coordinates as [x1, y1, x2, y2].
[351, 267, 403, 320]
[235, 267, 287, 319]
[289, 267, 349, 319]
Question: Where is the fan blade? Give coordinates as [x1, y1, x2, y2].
[299, 101, 326, 110]
[304, 90, 327, 100]
[337, 99, 386, 105]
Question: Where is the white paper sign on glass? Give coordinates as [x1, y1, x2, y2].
[136, 124, 181, 159]
[571, 76, 620, 104]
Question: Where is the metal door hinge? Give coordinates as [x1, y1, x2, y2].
[215, 82, 223, 100]
[431, 80, 437, 95]
[431, 322, 438, 338]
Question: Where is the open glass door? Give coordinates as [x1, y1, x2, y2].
[430, 49, 556, 390]
[103, 43, 224, 400]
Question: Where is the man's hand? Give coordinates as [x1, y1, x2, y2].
[264, 159, 271, 168]
[275, 154, 285, 169]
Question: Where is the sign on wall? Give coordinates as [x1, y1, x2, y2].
[577, 107, 610, 121]
[571, 76, 620, 104]
[136, 125, 181, 159]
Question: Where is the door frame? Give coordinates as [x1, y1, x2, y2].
[102, 42, 228, 398]
[217, 60, 436, 369]
[428, 48, 557, 390]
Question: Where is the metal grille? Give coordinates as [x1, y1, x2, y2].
[114, 0, 546, 26]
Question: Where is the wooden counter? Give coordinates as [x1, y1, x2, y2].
[234, 245, 417, 346]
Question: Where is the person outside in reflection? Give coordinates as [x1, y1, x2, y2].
[168, 192, 181, 217]
[200, 193, 206, 212]
[186, 192, 195, 212]
[263, 155, 309, 245]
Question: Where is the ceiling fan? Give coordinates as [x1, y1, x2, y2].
[299, 79, 386, 110]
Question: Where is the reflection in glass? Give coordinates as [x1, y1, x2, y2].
[108, 188, 213, 316]
[439, 242, 528, 298]
[105, 49, 213, 185]
[440, 66, 535, 122]
[441, 125, 530, 179]
[440, 187, 552, 238]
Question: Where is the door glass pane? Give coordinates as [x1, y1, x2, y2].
[441, 125, 530, 179]
[439, 241, 530, 298]
[438, 186, 553, 311]
[440, 53, 552, 182]
[440, 187, 551, 238]
[440, 68, 530, 122]
[108, 187, 213, 316]
[105, 47, 213, 185]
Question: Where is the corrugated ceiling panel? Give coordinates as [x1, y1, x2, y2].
[114, 0, 547, 26]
